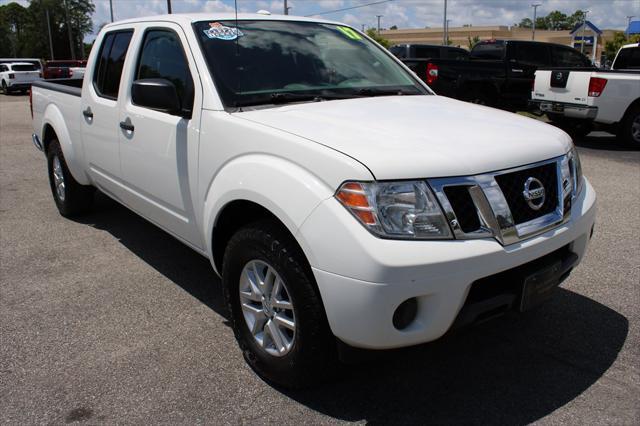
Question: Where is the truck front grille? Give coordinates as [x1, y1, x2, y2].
[429, 157, 567, 245]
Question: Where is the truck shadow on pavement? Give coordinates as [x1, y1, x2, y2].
[78, 192, 628, 425]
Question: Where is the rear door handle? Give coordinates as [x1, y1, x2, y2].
[119, 119, 134, 132]
[82, 107, 93, 119]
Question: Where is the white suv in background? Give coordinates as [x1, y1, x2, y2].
[0, 62, 42, 94]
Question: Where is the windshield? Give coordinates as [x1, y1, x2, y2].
[193, 20, 428, 108]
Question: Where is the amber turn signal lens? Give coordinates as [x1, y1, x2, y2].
[335, 182, 378, 226]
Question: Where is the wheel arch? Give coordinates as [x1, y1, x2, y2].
[203, 154, 336, 275]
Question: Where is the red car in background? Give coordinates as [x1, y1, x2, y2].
[43, 60, 87, 79]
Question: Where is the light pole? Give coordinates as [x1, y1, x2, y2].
[284, 0, 290, 15]
[45, 8, 55, 60]
[627, 15, 635, 34]
[443, 0, 447, 45]
[446, 19, 451, 45]
[167, 0, 172, 14]
[580, 10, 589, 54]
[531, 3, 541, 41]
[376, 15, 383, 35]
[109, 0, 114, 22]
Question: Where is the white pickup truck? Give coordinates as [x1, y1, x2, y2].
[531, 43, 640, 146]
[31, 13, 596, 388]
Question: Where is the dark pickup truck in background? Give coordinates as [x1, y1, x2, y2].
[399, 40, 592, 111]
[390, 44, 469, 60]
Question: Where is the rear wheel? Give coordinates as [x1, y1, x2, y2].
[547, 115, 592, 140]
[1, 80, 8, 95]
[620, 105, 640, 148]
[47, 139, 94, 216]
[222, 220, 337, 388]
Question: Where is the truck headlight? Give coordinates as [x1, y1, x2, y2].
[562, 146, 583, 199]
[335, 181, 452, 239]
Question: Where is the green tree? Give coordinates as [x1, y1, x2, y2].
[467, 35, 480, 49]
[605, 31, 640, 61]
[0, 0, 94, 60]
[366, 28, 390, 48]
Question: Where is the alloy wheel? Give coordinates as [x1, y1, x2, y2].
[52, 155, 66, 202]
[239, 260, 296, 357]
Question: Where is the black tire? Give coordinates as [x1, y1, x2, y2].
[1, 80, 8, 95]
[46, 139, 94, 217]
[222, 220, 337, 388]
[620, 105, 640, 148]
[547, 115, 592, 140]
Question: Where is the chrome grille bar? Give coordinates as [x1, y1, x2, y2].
[428, 155, 570, 246]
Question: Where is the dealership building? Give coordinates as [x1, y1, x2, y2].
[381, 21, 621, 65]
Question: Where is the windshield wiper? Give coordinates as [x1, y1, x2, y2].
[234, 91, 362, 108]
[357, 88, 417, 97]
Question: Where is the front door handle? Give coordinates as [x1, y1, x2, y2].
[82, 107, 93, 119]
[119, 118, 134, 132]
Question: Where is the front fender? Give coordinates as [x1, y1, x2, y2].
[41, 103, 90, 185]
[203, 154, 335, 271]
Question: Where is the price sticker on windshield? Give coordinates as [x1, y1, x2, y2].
[203, 22, 244, 40]
[336, 26, 362, 41]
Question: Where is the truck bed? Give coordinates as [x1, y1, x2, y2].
[31, 78, 83, 97]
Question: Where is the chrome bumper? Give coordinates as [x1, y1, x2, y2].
[32, 133, 43, 152]
[529, 100, 598, 120]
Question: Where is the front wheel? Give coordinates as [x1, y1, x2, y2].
[222, 221, 337, 388]
[47, 139, 94, 216]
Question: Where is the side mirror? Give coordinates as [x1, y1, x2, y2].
[132, 78, 181, 116]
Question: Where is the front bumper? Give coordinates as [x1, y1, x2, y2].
[297, 178, 596, 349]
[529, 100, 598, 120]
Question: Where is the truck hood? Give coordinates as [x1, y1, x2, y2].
[236, 95, 572, 180]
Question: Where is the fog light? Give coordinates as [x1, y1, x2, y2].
[393, 298, 418, 330]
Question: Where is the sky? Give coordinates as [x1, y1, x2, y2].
[2, 0, 639, 41]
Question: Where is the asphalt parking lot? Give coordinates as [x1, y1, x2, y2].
[1, 93, 638, 424]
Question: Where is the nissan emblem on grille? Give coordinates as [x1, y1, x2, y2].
[522, 177, 546, 210]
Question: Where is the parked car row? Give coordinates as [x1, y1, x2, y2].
[530, 43, 640, 146]
[393, 40, 593, 111]
[0, 58, 86, 95]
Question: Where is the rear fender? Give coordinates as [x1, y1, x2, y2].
[41, 104, 90, 185]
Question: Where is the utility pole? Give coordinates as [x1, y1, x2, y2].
[446, 19, 451, 45]
[63, 0, 76, 59]
[442, 0, 447, 45]
[284, 0, 290, 15]
[167, 0, 172, 14]
[109, 0, 114, 22]
[531, 3, 541, 41]
[362, 24, 365, 32]
[580, 10, 589, 54]
[45, 9, 55, 60]
[376, 15, 382, 35]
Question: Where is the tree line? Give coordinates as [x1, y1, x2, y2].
[0, 0, 94, 60]
[516, 10, 587, 31]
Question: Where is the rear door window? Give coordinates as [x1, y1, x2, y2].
[93, 30, 133, 99]
[513, 43, 550, 66]
[414, 46, 440, 58]
[552, 46, 591, 67]
[470, 43, 505, 60]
